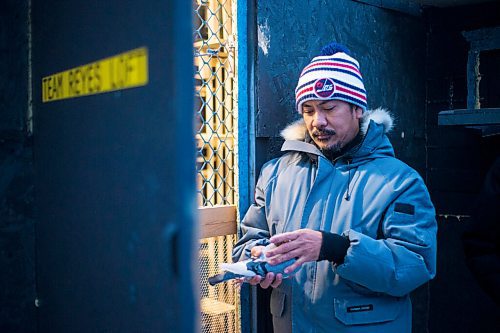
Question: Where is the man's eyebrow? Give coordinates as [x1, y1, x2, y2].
[304, 101, 333, 107]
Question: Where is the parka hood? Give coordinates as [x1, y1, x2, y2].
[280, 108, 396, 165]
[280, 108, 394, 141]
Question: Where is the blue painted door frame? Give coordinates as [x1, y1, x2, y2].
[237, 1, 257, 332]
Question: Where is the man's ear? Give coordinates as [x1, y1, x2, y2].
[354, 106, 363, 119]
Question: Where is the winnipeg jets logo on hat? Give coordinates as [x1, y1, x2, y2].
[313, 78, 335, 98]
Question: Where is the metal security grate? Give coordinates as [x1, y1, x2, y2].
[199, 235, 239, 333]
[194, 0, 236, 207]
[193, 1, 240, 333]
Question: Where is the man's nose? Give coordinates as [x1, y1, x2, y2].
[312, 111, 327, 128]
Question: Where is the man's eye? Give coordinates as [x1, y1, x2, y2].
[324, 106, 335, 112]
[303, 109, 313, 114]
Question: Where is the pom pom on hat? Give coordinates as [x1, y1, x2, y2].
[320, 42, 351, 56]
[295, 41, 367, 113]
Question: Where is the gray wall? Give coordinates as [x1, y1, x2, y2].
[0, 1, 36, 332]
[254, 1, 429, 332]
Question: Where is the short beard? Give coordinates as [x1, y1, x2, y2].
[320, 141, 344, 156]
[311, 129, 340, 154]
[306, 130, 345, 155]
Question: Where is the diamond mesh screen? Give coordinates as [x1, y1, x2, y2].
[199, 235, 240, 333]
[193, 1, 240, 332]
[194, 0, 236, 207]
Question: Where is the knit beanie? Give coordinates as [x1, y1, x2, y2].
[295, 42, 367, 113]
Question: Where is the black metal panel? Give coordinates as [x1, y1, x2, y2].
[0, 1, 36, 333]
[424, 2, 500, 216]
[429, 216, 500, 332]
[32, 1, 197, 332]
[424, 3, 500, 333]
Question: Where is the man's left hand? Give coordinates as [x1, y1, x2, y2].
[266, 229, 322, 274]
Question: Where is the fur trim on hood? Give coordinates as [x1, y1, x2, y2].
[280, 108, 394, 141]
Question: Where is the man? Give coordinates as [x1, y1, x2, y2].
[233, 42, 437, 333]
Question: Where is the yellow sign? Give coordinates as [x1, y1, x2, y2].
[42, 47, 148, 102]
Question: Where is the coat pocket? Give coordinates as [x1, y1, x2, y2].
[270, 289, 286, 317]
[333, 295, 403, 325]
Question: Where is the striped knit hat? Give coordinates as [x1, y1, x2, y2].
[295, 42, 367, 113]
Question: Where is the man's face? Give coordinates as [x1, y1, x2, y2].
[302, 100, 363, 152]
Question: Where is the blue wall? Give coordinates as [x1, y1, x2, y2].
[255, 0, 427, 175]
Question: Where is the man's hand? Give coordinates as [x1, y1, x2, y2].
[247, 272, 283, 289]
[250, 245, 266, 259]
[247, 245, 283, 288]
[266, 229, 322, 274]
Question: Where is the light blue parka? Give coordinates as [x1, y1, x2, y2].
[233, 109, 437, 333]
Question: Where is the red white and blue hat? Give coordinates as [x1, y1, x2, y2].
[295, 42, 367, 113]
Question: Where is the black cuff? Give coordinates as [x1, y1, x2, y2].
[318, 231, 350, 264]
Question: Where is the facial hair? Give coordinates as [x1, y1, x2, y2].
[311, 128, 336, 138]
[311, 129, 342, 153]
[321, 141, 343, 155]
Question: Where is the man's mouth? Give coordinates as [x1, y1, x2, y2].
[316, 135, 331, 141]
[313, 129, 336, 141]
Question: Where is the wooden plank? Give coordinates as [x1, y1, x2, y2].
[438, 108, 500, 126]
[198, 205, 237, 239]
[201, 297, 236, 315]
[463, 27, 500, 51]
[466, 50, 480, 110]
